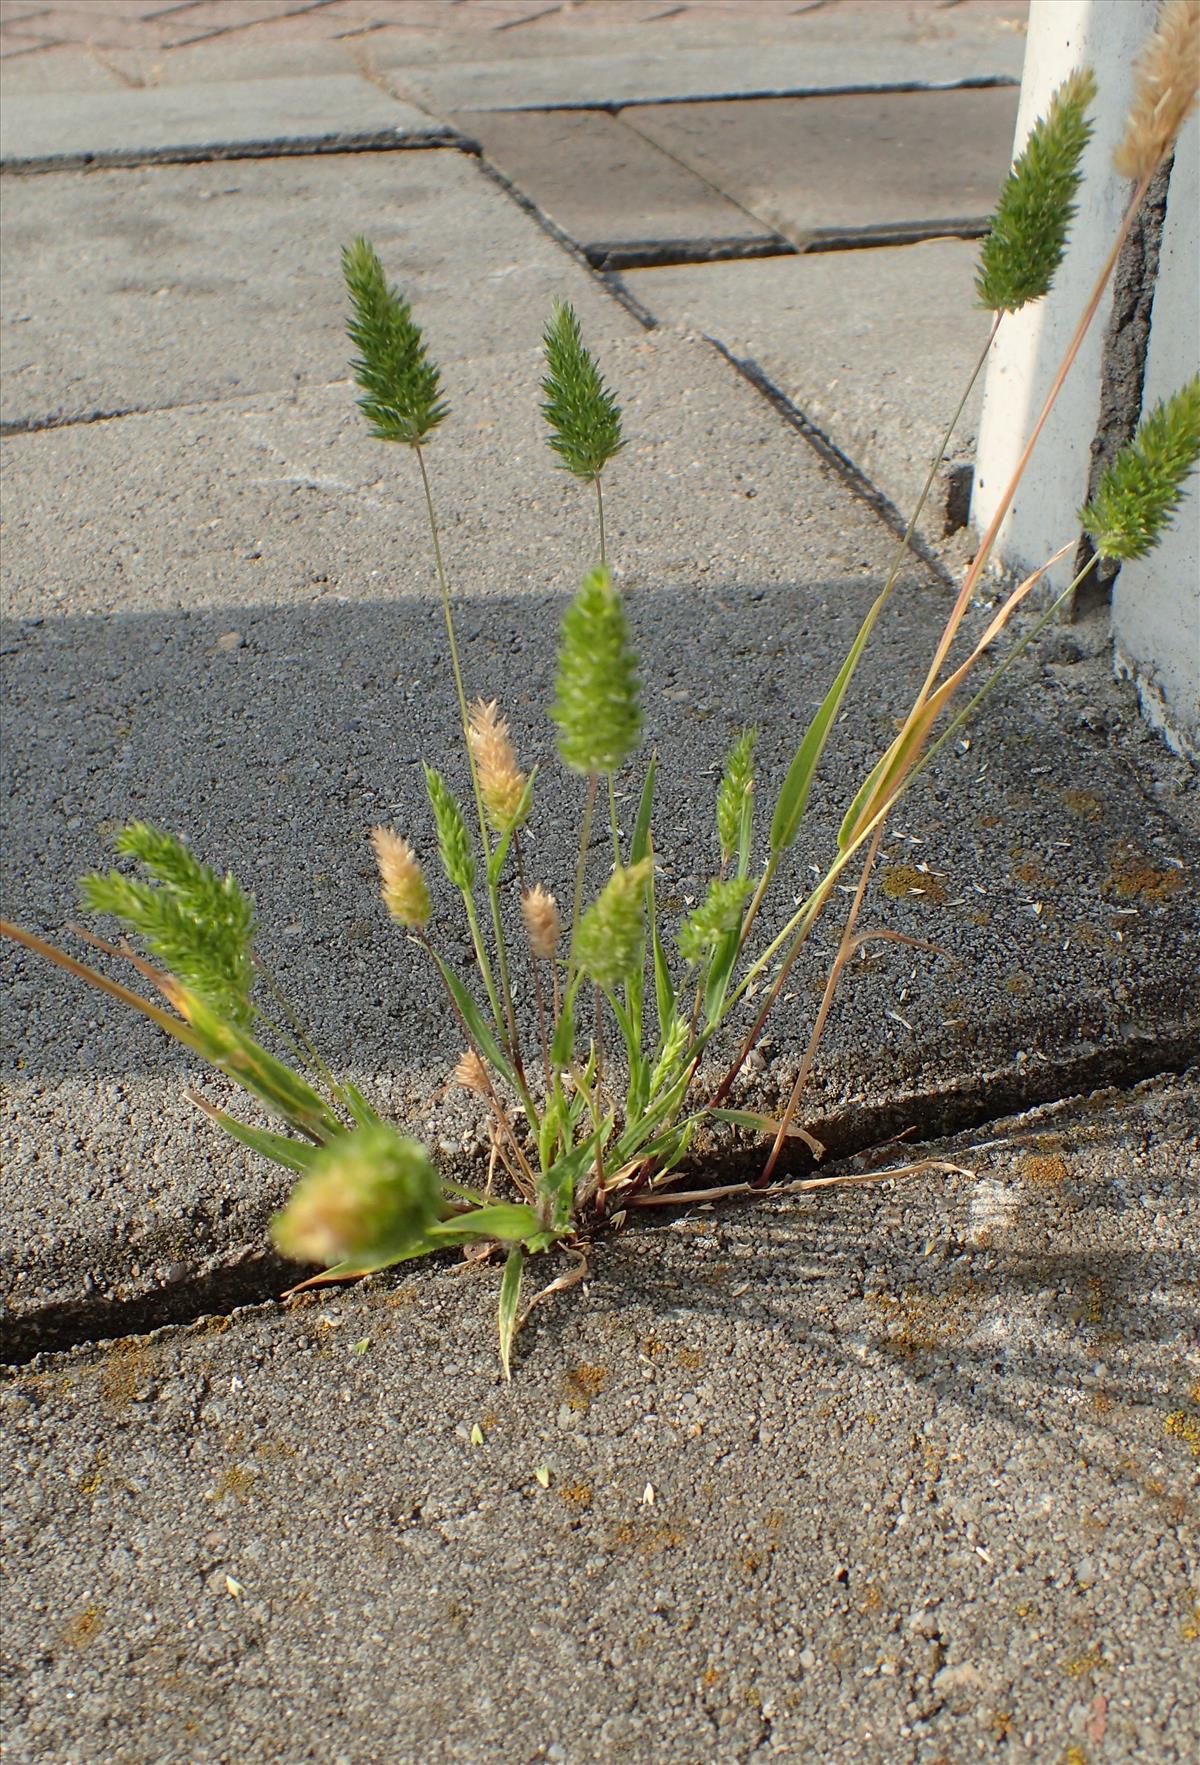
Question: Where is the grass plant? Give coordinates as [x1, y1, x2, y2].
[4, 6, 1198, 1373]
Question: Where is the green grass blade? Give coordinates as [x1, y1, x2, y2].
[428, 950, 517, 1088]
[194, 1104, 320, 1174]
[770, 605, 880, 854]
[631, 756, 656, 865]
[427, 1203, 539, 1243]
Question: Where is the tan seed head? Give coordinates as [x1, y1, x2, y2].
[1115, 0, 1200, 181]
[469, 699, 529, 833]
[453, 1049, 490, 1095]
[370, 826, 431, 929]
[522, 884, 562, 959]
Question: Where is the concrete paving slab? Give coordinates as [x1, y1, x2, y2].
[0, 151, 640, 427]
[627, 86, 1021, 244]
[0, 73, 438, 166]
[384, 22, 1027, 114]
[629, 239, 993, 537]
[4, 334, 1198, 1345]
[446, 107, 774, 261]
[2, 1071, 1196, 1763]
[0, 45, 127, 95]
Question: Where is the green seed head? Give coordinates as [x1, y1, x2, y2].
[716, 729, 756, 864]
[976, 68, 1097, 314]
[79, 822, 255, 1026]
[541, 299, 625, 480]
[342, 236, 448, 446]
[574, 858, 653, 993]
[424, 766, 476, 893]
[271, 1124, 441, 1266]
[551, 565, 642, 776]
[1081, 378, 1200, 561]
[678, 876, 752, 966]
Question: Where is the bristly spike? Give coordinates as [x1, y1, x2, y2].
[716, 729, 757, 865]
[678, 877, 753, 967]
[370, 827, 432, 930]
[541, 299, 625, 480]
[469, 700, 530, 835]
[1115, 0, 1200, 183]
[1081, 377, 1200, 560]
[423, 766, 477, 893]
[551, 565, 641, 776]
[271, 1123, 442, 1267]
[975, 68, 1097, 314]
[574, 859, 653, 993]
[342, 236, 448, 445]
[80, 823, 255, 1025]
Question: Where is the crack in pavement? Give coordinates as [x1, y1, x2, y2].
[5, 1031, 1195, 1367]
[584, 218, 990, 272]
[0, 129, 464, 177]
[459, 73, 1021, 116]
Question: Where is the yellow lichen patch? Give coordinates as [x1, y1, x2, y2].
[1164, 1411, 1200, 1459]
[378, 1283, 420, 1309]
[640, 1335, 669, 1361]
[1180, 1589, 1200, 1643]
[1105, 843, 1185, 903]
[1063, 1747, 1089, 1765]
[1021, 1152, 1069, 1187]
[558, 1481, 592, 1511]
[562, 1363, 607, 1413]
[98, 1338, 152, 1410]
[1063, 1651, 1107, 1680]
[607, 1518, 688, 1558]
[76, 1450, 108, 1497]
[1091, 1392, 1114, 1418]
[880, 864, 948, 905]
[206, 1464, 256, 1503]
[674, 1347, 703, 1372]
[61, 1607, 103, 1649]
[1060, 790, 1103, 822]
[869, 1281, 985, 1358]
[1011, 853, 1050, 886]
[988, 1711, 1014, 1741]
[859, 1583, 884, 1615]
[254, 1440, 297, 1463]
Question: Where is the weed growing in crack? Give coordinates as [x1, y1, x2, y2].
[4, 8, 1199, 1375]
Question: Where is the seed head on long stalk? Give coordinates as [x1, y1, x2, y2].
[1081, 377, 1200, 559]
[1114, 0, 1200, 182]
[469, 699, 530, 834]
[371, 827, 431, 930]
[552, 565, 642, 777]
[975, 67, 1097, 313]
[522, 885, 562, 959]
[342, 237, 447, 445]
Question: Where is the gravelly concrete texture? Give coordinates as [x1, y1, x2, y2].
[0, 152, 638, 427]
[4, 327, 1198, 1342]
[3, 1072, 1196, 1764]
[629, 239, 993, 537]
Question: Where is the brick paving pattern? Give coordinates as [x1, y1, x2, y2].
[0, 0, 1027, 62]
